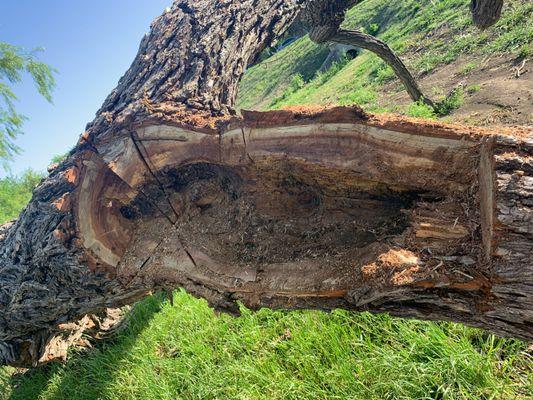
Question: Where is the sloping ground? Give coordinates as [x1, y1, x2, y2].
[238, 0, 532, 125]
[385, 53, 532, 125]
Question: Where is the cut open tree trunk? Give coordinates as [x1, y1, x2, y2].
[1, 0, 530, 367]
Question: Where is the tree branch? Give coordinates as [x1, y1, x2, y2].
[331, 29, 434, 107]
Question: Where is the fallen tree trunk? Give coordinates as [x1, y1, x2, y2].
[1, 0, 530, 367]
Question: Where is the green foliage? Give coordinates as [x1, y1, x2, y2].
[460, 62, 477, 75]
[518, 43, 532, 59]
[406, 100, 438, 119]
[363, 23, 380, 36]
[467, 84, 482, 94]
[373, 62, 396, 84]
[339, 87, 377, 107]
[0, 169, 43, 223]
[0, 42, 56, 168]
[435, 86, 465, 116]
[50, 152, 69, 164]
[2, 291, 530, 399]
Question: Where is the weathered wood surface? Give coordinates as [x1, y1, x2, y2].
[1, 0, 528, 368]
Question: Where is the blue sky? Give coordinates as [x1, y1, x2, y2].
[0, 0, 171, 176]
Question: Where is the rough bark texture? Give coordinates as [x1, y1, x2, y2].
[1, 0, 528, 368]
[471, 0, 504, 28]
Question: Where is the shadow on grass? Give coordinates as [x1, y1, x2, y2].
[6, 293, 165, 400]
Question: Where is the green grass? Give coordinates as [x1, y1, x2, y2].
[460, 62, 477, 75]
[1, 291, 531, 400]
[406, 101, 438, 119]
[237, 37, 329, 110]
[237, 0, 532, 114]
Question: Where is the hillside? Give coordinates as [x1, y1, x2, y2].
[238, 0, 532, 125]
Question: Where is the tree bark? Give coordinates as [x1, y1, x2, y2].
[471, 0, 504, 29]
[1, 0, 530, 367]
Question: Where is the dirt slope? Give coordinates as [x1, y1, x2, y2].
[384, 54, 532, 126]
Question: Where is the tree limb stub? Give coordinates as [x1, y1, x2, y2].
[0, 0, 529, 367]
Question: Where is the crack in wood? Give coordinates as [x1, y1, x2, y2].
[240, 127, 255, 163]
[129, 130, 182, 224]
[183, 248, 198, 268]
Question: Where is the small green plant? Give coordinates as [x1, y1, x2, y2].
[435, 86, 465, 116]
[406, 100, 437, 119]
[518, 43, 532, 59]
[374, 64, 395, 83]
[467, 84, 482, 94]
[288, 74, 305, 93]
[431, 86, 444, 96]
[460, 62, 477, 75]
[363, 23, 380, 36]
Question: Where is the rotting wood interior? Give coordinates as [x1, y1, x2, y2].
[79, 115, 483, 305]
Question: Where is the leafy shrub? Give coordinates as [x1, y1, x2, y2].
[435, 86, 464, 115]
[467, 84, 482, 94]
[0, 169, 43, 223]
[406, 100, 437, 119]
[363, 23, 380, 36]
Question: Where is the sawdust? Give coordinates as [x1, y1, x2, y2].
[361, 249, 421, 286]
